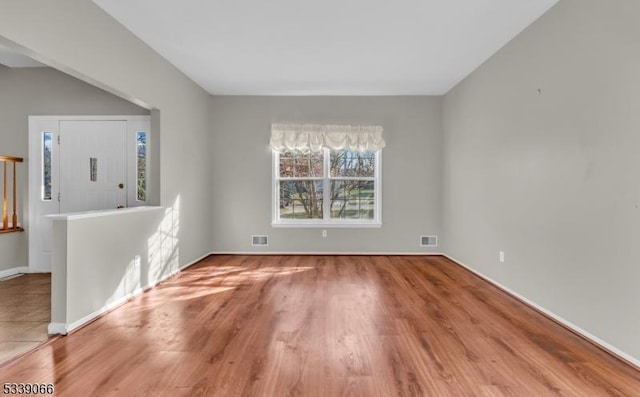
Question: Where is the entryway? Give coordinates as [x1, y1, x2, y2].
[28, 116, 150, 273]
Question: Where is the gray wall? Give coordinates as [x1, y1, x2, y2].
[211, 96, 442, 253]
[0, 66, 148, 272]
[443, 0, 640, 362]
[0, 0, 213, 271]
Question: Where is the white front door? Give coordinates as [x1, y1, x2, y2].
[59, 120, 128, 213]
[28, 116, 150, 272]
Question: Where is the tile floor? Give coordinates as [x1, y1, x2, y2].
[0, 273, 50, 365]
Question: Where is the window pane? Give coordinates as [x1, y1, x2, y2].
[279, 151, 323, 177]
[294, 151, 323, 177]
[330, 180, 374, 220]
[42, 132, 52, 201]
[279, 151, 294, 177]
[330, 151, 375, 177]
[136, 132, 147, 201]
[279, 180, 323, 219]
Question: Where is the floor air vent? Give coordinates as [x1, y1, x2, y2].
[252, 235, 268, 246]
[420, 235, 437, 247]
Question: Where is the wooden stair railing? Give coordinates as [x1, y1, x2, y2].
[0, 155, 24, 234]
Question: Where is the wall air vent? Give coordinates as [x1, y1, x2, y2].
[251, 235, 268, 246]
[420, 235, 438, 247]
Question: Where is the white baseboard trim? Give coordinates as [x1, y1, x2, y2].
[47, 323, 68, 336]
[50, 252, 212, 336]
[183, 252, 212, 269]
[154, 252, 212, 285]
[443, 254, 640, 370]
[210, 251, 445, 256]
[0, 266, 29, 279]
[65, 287, 145, 333]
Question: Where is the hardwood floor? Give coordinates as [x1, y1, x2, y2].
[0, 255, 638, 396]
[0, 273, 50, 365]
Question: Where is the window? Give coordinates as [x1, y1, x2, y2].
[136, 132, 147, 201]
[270, 123, 385, 227]
[329, 150, 377, 220]
[273, 148, 381, 226]
[42, 132, 52, 201]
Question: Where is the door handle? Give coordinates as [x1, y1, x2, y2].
[118, 183, 124, 189]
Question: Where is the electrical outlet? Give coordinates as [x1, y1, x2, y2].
[499, 251, 505, 263]
[322, 229, 327, 238]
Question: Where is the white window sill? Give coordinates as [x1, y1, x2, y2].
[272, 222, 382, 229]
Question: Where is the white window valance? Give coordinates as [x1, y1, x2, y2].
[270, 123, 385, 152]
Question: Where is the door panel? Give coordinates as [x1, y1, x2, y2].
[59, 120, 127, 213]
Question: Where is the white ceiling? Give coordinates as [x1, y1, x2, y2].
[0, 43, 46, 68]
[94, 0, 558, 96]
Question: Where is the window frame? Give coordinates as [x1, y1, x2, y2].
[272, 148, 382, 228]
[41, 131, 53, 201]
[125, 122, 151, 207]
[135, 131, 148, 202]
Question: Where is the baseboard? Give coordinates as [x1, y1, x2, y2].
[0, 266, 29, 279]
[443, 254, 640, 370]
[65, 287, 145, 333]
[51, 252, 212, 336]
[182, 252, 212, 269]
[47, 323, 68, 335]
[210, 251, 445, 256]
[153, 252, 212, 285]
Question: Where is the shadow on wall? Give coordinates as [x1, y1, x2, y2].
[99, 196, 180, 320]
[148, 195, 180, 285]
